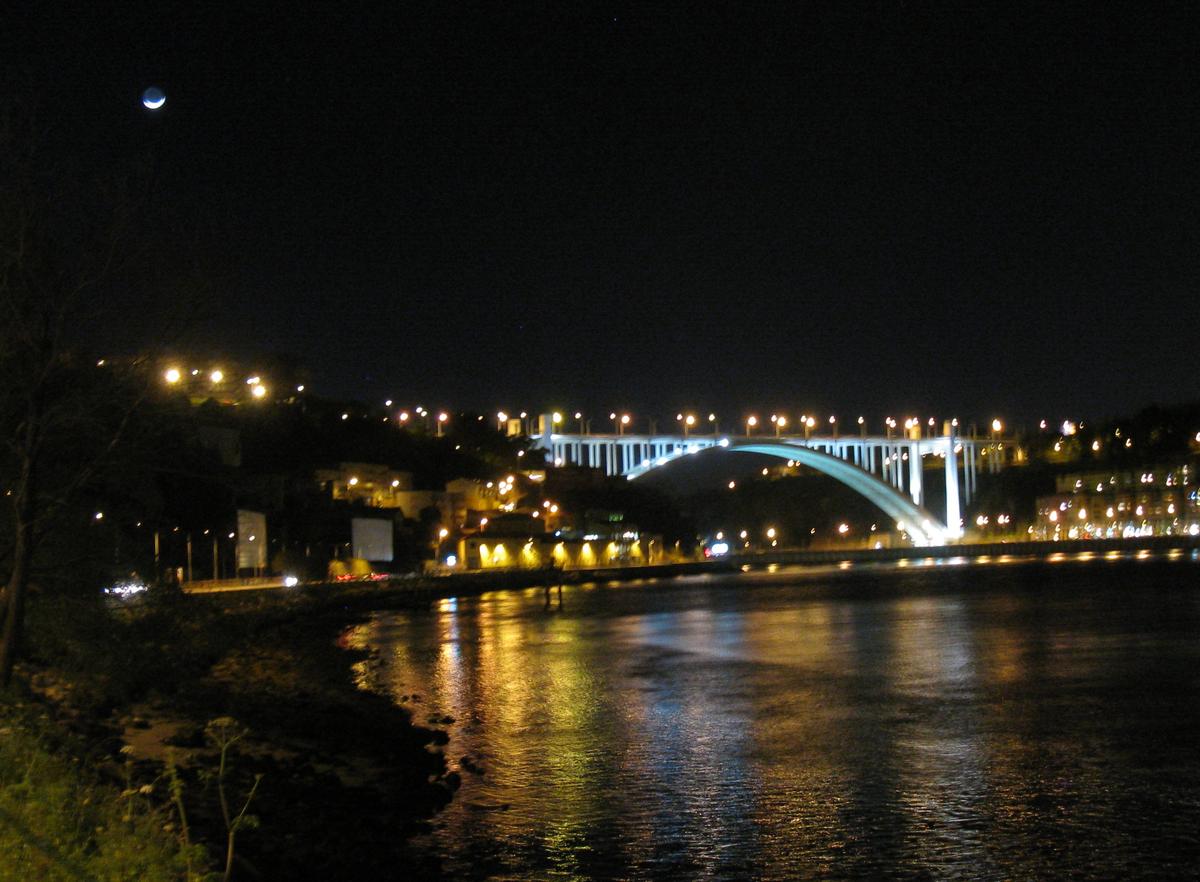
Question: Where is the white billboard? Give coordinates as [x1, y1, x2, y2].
[352, 517, 394, 562]
[236, 510, 268, 570]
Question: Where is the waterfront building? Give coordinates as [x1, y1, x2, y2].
[1033, 462, 1198, 539]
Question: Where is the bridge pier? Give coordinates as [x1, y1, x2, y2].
[944, 439, 963, 538]
[908, 443, 923, 506]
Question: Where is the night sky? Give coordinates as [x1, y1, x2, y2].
[10, 3, 1199, 423]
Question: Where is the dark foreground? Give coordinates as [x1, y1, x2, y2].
[8, 588, 458, 880]
[352, 551, 1200, 881]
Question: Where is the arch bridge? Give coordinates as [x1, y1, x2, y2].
[531, 425, 1009, 546]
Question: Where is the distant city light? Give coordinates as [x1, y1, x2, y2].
[251, 384, 267, 399]
[296, 384, 305, 392]
[210, 369, 224, 383]
[164, 368, 181, 384]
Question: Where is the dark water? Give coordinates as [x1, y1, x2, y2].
[347, 552, 1200, 880]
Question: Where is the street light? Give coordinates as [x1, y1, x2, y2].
[829, 415, 837, 438]
[497, 411, 508, 431]
[746, 415, 758, 436]
[804, 416, 816, 438]
[774, 415, 787, 436]
[437, 412, 449, 436]
[164, 367, 182, 384]
[858, 415, 866, 437]
[709, 413, 718, 434]
[620, 413, 631, 435]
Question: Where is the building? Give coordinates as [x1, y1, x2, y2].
[314, 462, 498, 523]
[1033, 462, 1198, 539]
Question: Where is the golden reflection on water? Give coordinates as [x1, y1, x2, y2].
[348, 558, 1200, 880]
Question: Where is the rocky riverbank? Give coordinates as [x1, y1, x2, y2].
[13, 588, 462, 880]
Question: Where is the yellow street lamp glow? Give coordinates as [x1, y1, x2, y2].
[497, 411, 508, 422]
[991, 419, 1003, 433]
[438, 412, 449, 422]
[251, 384, 267, 399]
[348, 476, 359, 486]
[164, 367, 182, 384]
[552, 412, 562, 424]
[210, 369, 224, 383]
[247, 376, 261, 385]
[776, 416, 787, 428]
[438, 528, 449, 539]
[620, 414, 630, 425]
[574, 412, 582, 419]
[685, 414, 696, 427]
[837, 523, 849, 534]
[296, 384, 305, 392]
[857, 416, 864, 424]
[747, 415, 758, 427]
[806, 417, 816, 428]
[766, 527, 777, 539]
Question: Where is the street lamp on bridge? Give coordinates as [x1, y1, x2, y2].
[746, 415, 758, 436]
[709, 413, 718, 434]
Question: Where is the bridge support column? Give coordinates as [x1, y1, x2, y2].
[908, 444, 923, 506]
[944, 439, 962, 539]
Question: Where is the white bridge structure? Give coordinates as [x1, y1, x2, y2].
[531, 425, 1005, 546]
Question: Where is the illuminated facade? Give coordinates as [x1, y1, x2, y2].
[315, 462, 497, 522]
[1033, 463, 1198, 539]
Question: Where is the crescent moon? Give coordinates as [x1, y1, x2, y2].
[142, 88, 166, 110]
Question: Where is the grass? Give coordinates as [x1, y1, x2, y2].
[0, 696, 211, 882]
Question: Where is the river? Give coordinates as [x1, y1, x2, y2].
[346, 551, 1200, 880]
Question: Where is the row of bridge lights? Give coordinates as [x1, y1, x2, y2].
[537, 411, 982, 439]
[369, 401, 1016, 441]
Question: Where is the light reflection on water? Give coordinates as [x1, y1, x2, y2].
[348, 555, 1200, 880]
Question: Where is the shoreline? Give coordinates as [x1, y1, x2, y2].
[16, 591, 460, 881]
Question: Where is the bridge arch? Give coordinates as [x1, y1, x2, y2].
[632, 440, 949, 547]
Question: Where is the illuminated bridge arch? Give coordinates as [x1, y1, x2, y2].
[631, 440, 950, 546]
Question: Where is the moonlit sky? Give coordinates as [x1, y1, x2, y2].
[8, 3, 1200, 422]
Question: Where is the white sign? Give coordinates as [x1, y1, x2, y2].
[236, 510, 267, 570]
[352, 517, 394, 562]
